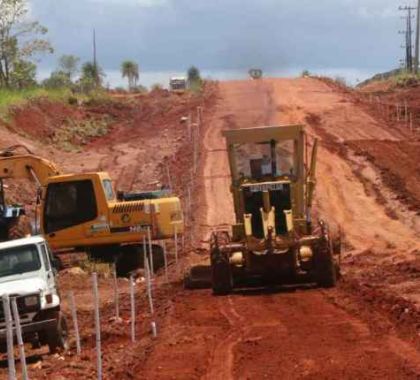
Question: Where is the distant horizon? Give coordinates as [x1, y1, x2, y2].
[37, 66, 392, 89]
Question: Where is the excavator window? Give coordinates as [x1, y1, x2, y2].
[44, 180, 98, 234]
[102, 179, 115, 201]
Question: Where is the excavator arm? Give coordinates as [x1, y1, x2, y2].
[0, 146, 61, 186]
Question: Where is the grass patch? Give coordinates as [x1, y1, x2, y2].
[188, 79, 204, 93]
[0, 87, 70, 111]
[79, 258, 113, 278]
[392, 71, 420, 87]
[52, 117, 111, 152]
[0, 87, 113, 120]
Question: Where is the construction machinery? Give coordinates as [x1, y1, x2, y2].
[0, 146, 184, 275]
[249, 69, 263, 80]
[169, 77, 187, 93]
[186, 125, 340, 294]
[0, 178, 26, 241]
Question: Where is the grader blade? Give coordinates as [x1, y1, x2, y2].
[184, 265, 212, 289]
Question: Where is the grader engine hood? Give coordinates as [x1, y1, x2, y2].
[241, 181, 293, 239]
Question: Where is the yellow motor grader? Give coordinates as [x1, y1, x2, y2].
[186, 125, 340, 294]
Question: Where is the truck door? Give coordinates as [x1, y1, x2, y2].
[40, 243, 55, 292]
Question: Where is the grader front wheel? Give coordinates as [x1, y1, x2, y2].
[211, 248, 233, 295]
[315, 240, 337, 288]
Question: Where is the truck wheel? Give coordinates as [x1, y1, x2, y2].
[211, 249, 233, 295]
[315, 241, 337, 288]
[47, 314, 69, 354]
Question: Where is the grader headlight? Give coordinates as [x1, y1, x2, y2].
[299, 245, 313, 262]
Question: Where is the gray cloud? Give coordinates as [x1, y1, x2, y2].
[31, 0, 404, 74]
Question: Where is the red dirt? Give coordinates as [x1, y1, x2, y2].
[135, 79, 420, 379]
[0, 78, 420, 379]
[8, 100, 79, 139]
[0, 87, 214, 379]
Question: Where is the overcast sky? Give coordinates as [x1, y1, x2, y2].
[30, 0, 408, 83]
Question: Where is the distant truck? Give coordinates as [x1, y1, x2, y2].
[169, 77, 187, 93]
[0, 236, 68, 354]
[249, 68, 263, 80]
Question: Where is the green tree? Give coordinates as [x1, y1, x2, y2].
[151, 83, 163, 91]
[79, 62, 104, 91]
[42, 70, 72, 89]
[187, 66, 202, 90]
[121, 60, 139, 90]
[58, 54, 80, 80]
[9, 60, 36, 88]
[0, 0, 53, 88]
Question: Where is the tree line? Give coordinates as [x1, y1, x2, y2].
[0, 0, 202, 93]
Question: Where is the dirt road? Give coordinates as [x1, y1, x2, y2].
[140, 79, 420, 379]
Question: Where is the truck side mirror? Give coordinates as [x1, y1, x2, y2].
[52, 256, 63, 272]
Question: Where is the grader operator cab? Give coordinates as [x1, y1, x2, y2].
[0, 146, 184, 275]
[186, 125, 340, 294]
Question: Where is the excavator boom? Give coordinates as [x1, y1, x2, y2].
[0, 145, 61, 187]
[0, 155, 61, 186]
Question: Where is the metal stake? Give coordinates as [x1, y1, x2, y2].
[92, 273, 102, 380]
[2, 295, 16, 380]
[113, 264, 120, 320]
[130, 275, 136, 343]
[147, 227, 154, 277]
[143, 236, 147, 270]
[68, 291, 81, 355]
[162, 240, 168, 283]
[144, 257, 154, 315]
[11, 298, 27, 380]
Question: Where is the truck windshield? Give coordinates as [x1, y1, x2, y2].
[0, 245, 41, 278]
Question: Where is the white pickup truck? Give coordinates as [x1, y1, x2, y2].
[0, 236, 68, 353]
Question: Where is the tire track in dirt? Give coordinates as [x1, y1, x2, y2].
[205, 296, 287, 380]
[140, 79, 420, 379]
[271, 78, 420, 253]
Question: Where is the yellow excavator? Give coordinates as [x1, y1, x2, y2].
[0, 145, 184, 275]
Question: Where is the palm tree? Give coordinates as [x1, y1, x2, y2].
[121, 60, 139, 90]
[81, 61, 104, 88]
